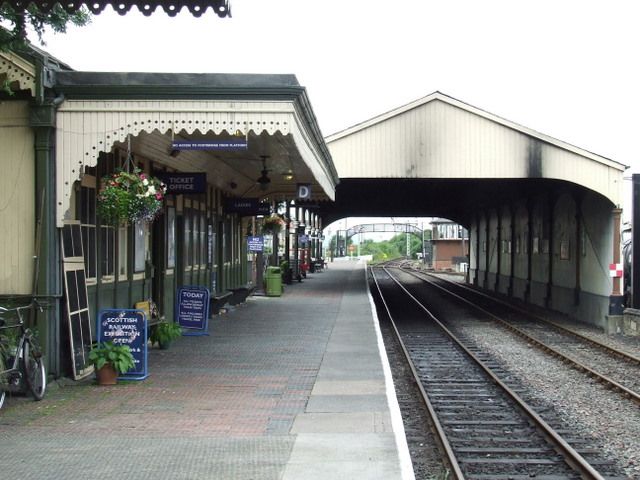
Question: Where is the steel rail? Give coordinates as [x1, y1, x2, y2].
[412, 268, 640, 366]
[379, 266, 606, 480]
[400, 268, 640, 405]
[369, 267, 464, 480]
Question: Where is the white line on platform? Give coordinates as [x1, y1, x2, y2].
[365, 263, 416, 480]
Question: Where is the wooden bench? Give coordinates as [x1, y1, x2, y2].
[210, 291, 233, 316]
[226, 285, 255, 306]
[135, 300, 161, 327]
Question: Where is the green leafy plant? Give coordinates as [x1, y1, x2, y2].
[88, 341, 135, 374]
[97, 168, 166, 225]
[0, 5, 91, 53]
[150, 321, 182, 347]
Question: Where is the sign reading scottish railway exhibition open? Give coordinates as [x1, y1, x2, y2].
[98, 309, 148, 380]
[177, 286, 210, 336]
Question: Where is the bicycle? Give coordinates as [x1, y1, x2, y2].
[0, 303, 47, 409]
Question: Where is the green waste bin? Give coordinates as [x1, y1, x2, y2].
[265, 266, 282, 297]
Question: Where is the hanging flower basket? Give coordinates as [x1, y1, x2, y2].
[262, 214, 285, 234]
[97, 169, 167, 225]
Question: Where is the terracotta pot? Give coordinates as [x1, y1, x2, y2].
[96, 364, 118, 385]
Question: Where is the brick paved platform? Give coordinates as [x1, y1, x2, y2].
[0, 260, 414, 480]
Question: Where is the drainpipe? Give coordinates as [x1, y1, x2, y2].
[30, 61, 62, 376]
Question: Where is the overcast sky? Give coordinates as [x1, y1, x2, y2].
[36, 0, 640, 225]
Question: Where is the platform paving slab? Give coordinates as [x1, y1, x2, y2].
[0, 260, 411, 480]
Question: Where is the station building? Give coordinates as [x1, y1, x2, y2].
[0, 44, 338, 378]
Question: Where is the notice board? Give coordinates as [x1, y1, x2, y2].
[176, 286, 210, 336]
[98, 309, 148, 380]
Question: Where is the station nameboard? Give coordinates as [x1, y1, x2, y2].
[98, 309, 148, 380]
[176, 286, 210, 336]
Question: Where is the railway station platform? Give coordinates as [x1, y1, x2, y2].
[0, 260, 414, 480]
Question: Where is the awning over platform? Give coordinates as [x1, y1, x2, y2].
[53, 73, 339, 226]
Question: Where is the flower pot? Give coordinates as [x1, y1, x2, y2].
[96, 364, 118, 385]
[158, 340, 171, 350]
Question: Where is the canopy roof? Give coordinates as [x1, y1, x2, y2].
[1, 0, 230, 17]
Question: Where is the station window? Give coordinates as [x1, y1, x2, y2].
[167, 206, 176, 269]
[118, 226, 128, 279]
[193, 208, 201, 267]
[78, 176, 97, 281]
[184, 209, 193, 269]
[200, 214, 207, 266]
[134, 221, 147, 273]
[99, 225, 115, 279]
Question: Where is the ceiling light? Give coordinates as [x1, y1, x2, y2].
[257, 155, 271, 191]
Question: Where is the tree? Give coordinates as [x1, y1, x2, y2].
[0, 4, 91, 53]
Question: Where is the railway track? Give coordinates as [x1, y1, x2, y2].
[370, 265, 625, 480]
[395, 265, 640, 405]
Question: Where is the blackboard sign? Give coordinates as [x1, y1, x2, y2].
[177, 286, 210, 336]
[98, 309, 148, 380]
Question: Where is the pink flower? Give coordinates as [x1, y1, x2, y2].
[155, 193, 163, 200]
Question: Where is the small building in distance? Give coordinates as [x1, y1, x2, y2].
[431, 218, 468, 272]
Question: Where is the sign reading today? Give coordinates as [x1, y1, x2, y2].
[176, 286, 210, 336]
[98, 309, 148, 380]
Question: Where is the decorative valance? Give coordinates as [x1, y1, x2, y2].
[55, 99, 336, 226]
[0, 50, 36, 95]
[1, 0, 230, 17]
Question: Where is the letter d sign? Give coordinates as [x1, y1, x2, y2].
[297, 184, 311, 200]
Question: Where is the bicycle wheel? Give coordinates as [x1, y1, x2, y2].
[23, 340, 46, 401]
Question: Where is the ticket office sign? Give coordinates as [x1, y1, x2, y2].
[177, 286, 210, 335]
[98, 309, 148, 380]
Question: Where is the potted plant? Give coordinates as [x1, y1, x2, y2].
[150, 321, 182, 349]
[97, 168, 166, 225]
[88, 341, 135, 385]
[262, 214, 285, 234]
[280, 260, 293, 285]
